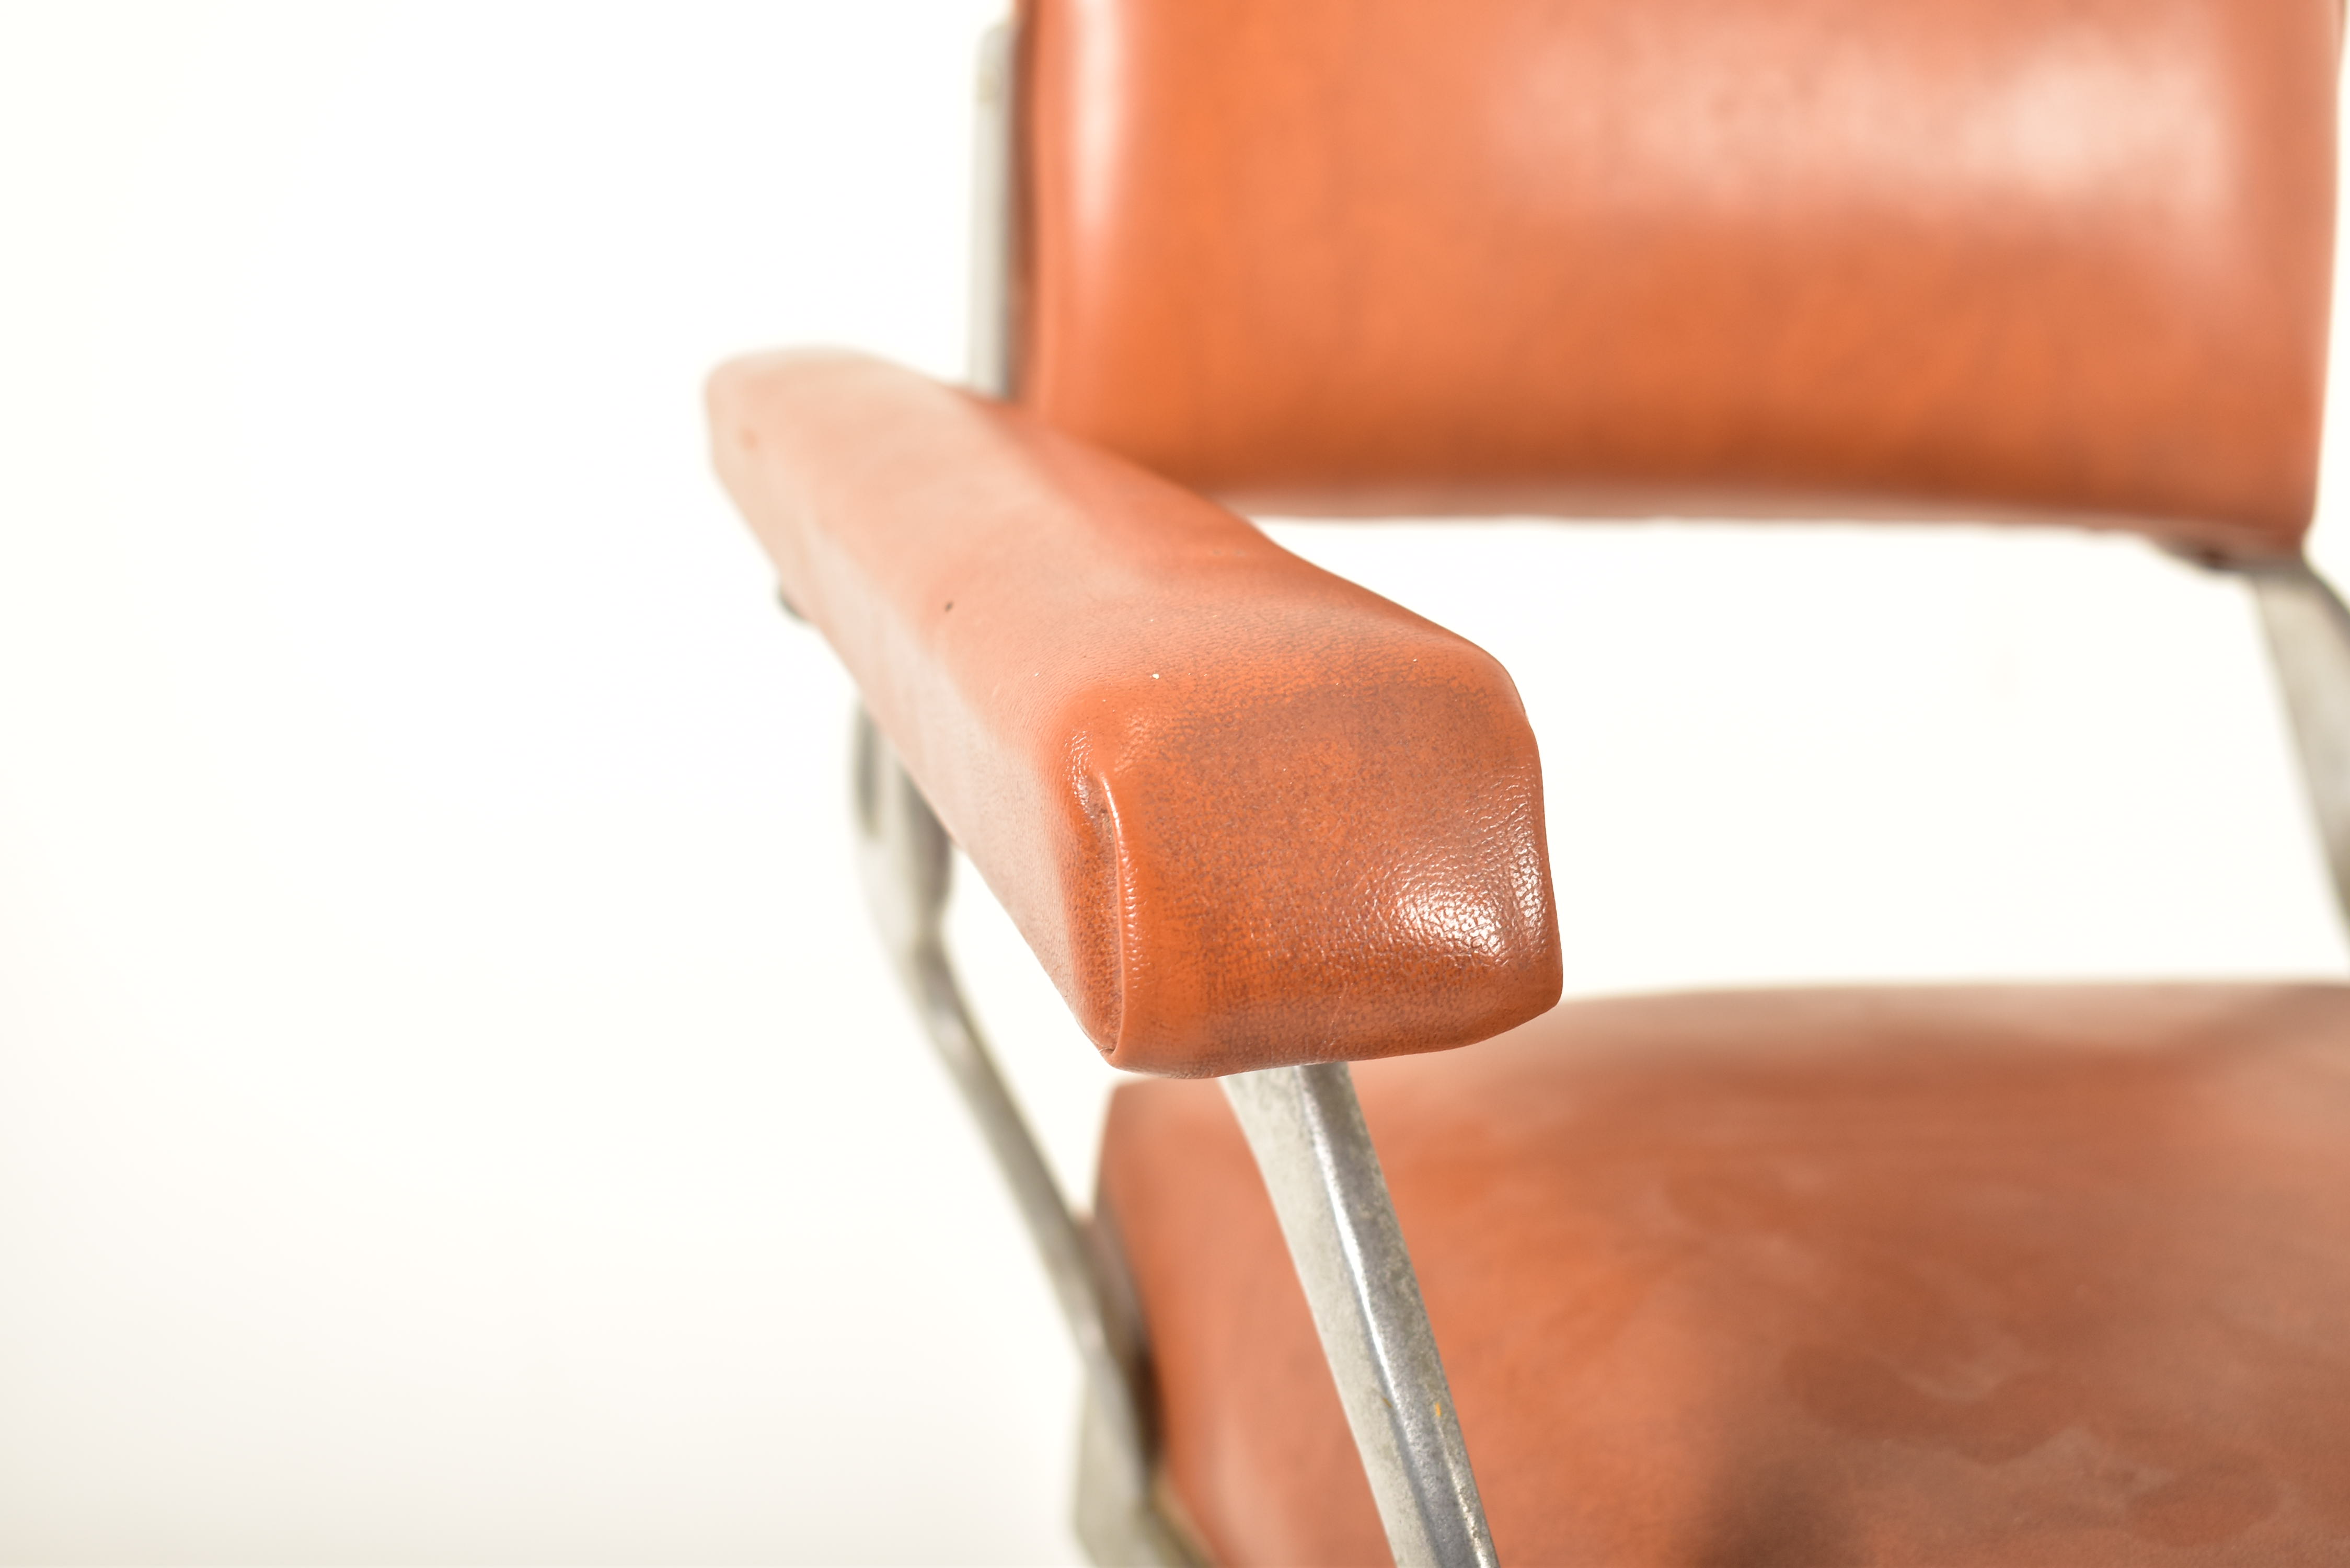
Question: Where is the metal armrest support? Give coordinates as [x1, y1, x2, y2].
[1223, 1068, 1501, 1568]
[851, 709, 1191, 1566]
[2248, 559, 2350, 929]
[854, 706, 1497, 1566]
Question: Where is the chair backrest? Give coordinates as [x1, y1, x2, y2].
[1009, 0, 2339, 559]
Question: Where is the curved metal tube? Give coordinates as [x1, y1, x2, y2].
[851, 710, 1191, 1565]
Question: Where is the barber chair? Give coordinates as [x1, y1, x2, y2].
[708, 2, 2350, 1562]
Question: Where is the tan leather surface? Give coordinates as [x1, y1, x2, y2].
[1099, 985, 2350, 1564]
[707, 351, 1561, 1075]
[1018, 0, 2337, 556]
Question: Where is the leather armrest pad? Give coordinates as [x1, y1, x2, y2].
[708, 350, 1561, 1076]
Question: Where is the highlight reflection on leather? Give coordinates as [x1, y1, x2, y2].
[707, 351, 1562, 1075]
[1018, 0, 2336, 553]
[1100, 986, 2350, 1565]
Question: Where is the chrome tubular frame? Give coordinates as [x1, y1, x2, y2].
[1223, 1066, 1501, 1567]
[851, 713, 1192, 1566]
[2247, 558, 2350, 929]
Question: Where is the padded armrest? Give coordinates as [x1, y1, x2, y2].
[708, 351, 1561, 1076]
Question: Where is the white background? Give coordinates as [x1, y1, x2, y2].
[3, 5, 2345, 1562]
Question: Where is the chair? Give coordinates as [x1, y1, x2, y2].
[707, 2, 2350, 1561]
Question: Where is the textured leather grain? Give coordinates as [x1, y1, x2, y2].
[1018, 0, 2337, 556]
[708, 351, 1562, 1075]
[1100, 985, 2350, 1565]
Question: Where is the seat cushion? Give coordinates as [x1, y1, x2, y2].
[1097, 985, 2350, 1565]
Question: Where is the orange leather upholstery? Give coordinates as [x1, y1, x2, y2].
[1100, 986, 2350, 1564]
[707, 352, 1562, 1075]
[1018, 0, 2337, 556]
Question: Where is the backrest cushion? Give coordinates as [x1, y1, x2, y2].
[1015, 0, 2338, 557]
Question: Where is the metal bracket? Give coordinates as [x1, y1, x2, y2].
[2245, 558, 2350, 931]
[1224, 1065, 1500, 1568]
